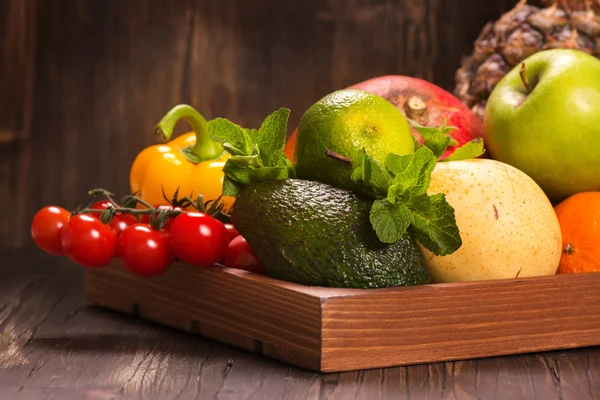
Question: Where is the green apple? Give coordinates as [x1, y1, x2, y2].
[484, 48, 600, 202]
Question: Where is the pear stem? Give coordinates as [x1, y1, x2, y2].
[325, 149, 353, 166]
[520, 63, 532, 94]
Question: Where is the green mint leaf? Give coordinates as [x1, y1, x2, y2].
[264, 147, 291, 171]
[351, 148, 393, 199]
[384, 152, 411, 176]
[423, 133, 454, 158]
[222, 164, 289, 188]
[350, 150, 367, 187]
[225, 154, 262, 168]
[409, 120, 444, 138]
[208, 118, 252, 155]
[245, 129, 260, 152]
[350, 133, 463, 252]
[409, 117, 457, 135]
[210, 109, 294, 198]
[222, 164, 254, 186]
[412, 135, 421, 151]
[220, 153, 293, 198]
[410, 193, 461, 256]
[256, 108, 290, 166]
[386, 147, 437, 204]
[408, 118, 458, 158]
[251, 166, 289, 181]
[222, 178, 244, 197]
[442, 138, 485, 162]
[369, 199, 413, 243]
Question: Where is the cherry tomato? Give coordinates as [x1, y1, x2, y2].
[118, 224, 173, 276]
[90, 200, 113, 211]
[108, 214, 138, 236]
[169, 212, 228, 267]
[225, 235, 266, 274]
[61, 214, 117, 268]
[88, 200, 138, 236]
[31, 206, 71, 256]
[225, 223, 240, 241]
[140, 205, 182, 229]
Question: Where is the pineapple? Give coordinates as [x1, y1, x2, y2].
[454, 0, 600, 120]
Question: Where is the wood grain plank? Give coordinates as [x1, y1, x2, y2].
[381, 367, 410, 399]
[406, 362, 459, 399]
[544, 350, 597, 400]
[0, 0, 36, 251]
[85, 261, 323, 372]
[586, 350, 600, 398]
[320, 273, 600, 372]
[85, 259, 600, 374]
[27, 0, 195, 229]
[478, 355, 550, 400]
[4, 248, 600, 399]
[446, 361, 481, 400]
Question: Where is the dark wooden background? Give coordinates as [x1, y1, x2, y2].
[1, 0, 540, 250]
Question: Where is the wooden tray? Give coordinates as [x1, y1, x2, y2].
[85, 261, 600, 373]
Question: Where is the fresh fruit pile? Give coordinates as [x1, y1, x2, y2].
[31, 191, 264, 276]
[31, 1, 600, 286]
[451, 0, 600, 276]
[285, 75, 485, 161]
[454, 0, 600, 120]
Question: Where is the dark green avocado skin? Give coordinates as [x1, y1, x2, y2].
[230, 179, 431, 289]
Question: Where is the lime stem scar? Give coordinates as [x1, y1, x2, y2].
[325, 149, 353, 166]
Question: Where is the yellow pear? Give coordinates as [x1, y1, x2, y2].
[420, 158, 562, 283]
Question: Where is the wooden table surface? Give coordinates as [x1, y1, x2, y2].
[1, 249, 599, 400]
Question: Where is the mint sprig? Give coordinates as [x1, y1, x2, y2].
[410, 193, 461, 254]
[351, 147, 461, 256]
[385, 148, 437, 204]
[344, 119, 486, 256]
[442, 137, 485, 162]
[207, 108, 295, 197]
[350, 149, 393, 199]
[369, 200, 413, 243]
[409, 118, 485, 161]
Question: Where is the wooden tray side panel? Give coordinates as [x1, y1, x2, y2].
[320, 273, 600, 372]
[85, 262, 323, 371]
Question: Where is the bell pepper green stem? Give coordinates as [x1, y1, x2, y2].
[155, 104, 223, 163]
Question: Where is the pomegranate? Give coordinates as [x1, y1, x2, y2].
[285, 75, 484, 161]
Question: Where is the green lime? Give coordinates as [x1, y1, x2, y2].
[294, 88, 414, 189]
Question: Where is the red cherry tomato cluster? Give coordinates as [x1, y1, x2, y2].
[31, 203, 266, 277]
[139, 204, 182, 229]
[90, 200, 139, 236]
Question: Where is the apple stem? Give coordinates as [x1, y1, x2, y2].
[324, 149, 353, 166]
[519, 63, 532, 94]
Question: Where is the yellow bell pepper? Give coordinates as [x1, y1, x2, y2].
[129, 104, 235, 213]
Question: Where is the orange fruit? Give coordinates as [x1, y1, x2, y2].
[554, 191, 600, 274]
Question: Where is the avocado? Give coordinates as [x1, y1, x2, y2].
[230, 179, 431, 289]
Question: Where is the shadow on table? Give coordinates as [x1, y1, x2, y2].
[25, 305, 240, 357]
[23, 304, 336, 382]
